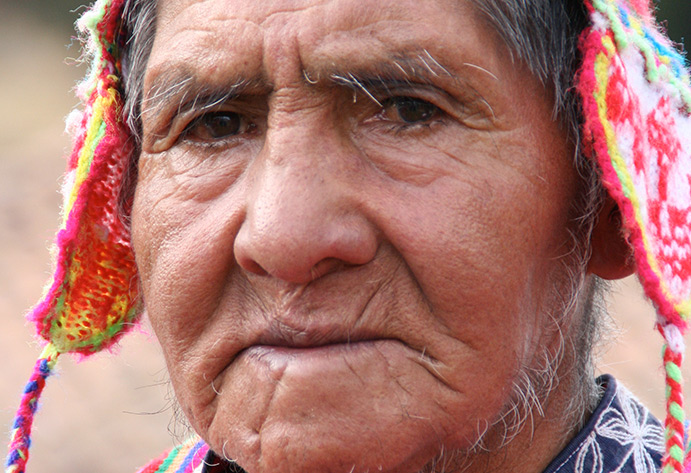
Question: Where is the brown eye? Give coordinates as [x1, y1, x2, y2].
[183, 111, 248, 141]
[382, 97, 441, 124]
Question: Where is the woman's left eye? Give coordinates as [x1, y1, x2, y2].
[182, 111, 252, 142]
[380, 97, 442, 125]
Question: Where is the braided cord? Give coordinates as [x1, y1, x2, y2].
[5, 345, 60, 473]
[662, 344, 686, 473]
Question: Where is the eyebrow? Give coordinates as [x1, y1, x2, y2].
[141, 49, 468, 121]
[327, 50, 455, 107]
[141, 70, 263, 125]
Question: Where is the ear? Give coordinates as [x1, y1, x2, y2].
[586, 195, 636, 280]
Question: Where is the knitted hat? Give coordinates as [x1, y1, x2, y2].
[5, 0, 691, 472]
[578, 1, 691, 471]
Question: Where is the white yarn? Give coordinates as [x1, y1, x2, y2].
[663, 323, 686, 356]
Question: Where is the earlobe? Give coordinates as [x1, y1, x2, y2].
[586, 195, 636, 280]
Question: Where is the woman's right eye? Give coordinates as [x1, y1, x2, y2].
[182, 111, 252, 142]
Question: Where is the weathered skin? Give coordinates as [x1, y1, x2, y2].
[130, 1, 626, 471]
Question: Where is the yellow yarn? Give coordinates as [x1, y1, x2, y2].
[64, 84, 118, 223]
[593, 38, 674, 310]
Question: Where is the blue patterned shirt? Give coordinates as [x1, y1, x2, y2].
[543, 375, 663, 473]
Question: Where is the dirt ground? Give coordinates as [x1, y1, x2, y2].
[1, 7, 689, 473]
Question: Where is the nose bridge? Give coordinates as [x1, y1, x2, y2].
[257, 132, 338, 235]
[260, 112, 346, 225]
[234, 120, 378, 283]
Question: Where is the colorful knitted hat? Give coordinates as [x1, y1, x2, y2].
[5, 1, 138, 472]
[4, 0, 691, 472]
[578, 1, 691, 471]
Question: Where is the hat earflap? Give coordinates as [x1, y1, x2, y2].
[577, 1, 691, 471]
[5, 1, 137, 472]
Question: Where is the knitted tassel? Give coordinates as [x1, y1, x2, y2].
[28, 0, 139, 357]
[5, 345, 60, 473]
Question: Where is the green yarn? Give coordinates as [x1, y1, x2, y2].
[669, 402, 685, 422]
[665, 361, 683, 383]
[80, 119, 108, 174]
[78, 0, 117, 98]
[669, 444, 685, 463]
[155, 445, 182, 473]
[594, 0, 630, 48]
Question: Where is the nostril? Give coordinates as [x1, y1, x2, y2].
[239, 255, 269, 276]
[309, 258, 344, 280]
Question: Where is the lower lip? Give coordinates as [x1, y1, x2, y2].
[235, 339, 406, 370]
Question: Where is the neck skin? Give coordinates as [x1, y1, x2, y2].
[462, 378, 594, 473]
[443, 322, 598, 473]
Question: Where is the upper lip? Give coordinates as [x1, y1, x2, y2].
[252, 319, 379, 349]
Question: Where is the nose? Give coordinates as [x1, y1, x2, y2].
[234, 128, 379, 284]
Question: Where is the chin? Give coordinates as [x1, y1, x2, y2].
[207, 424, 445, 473]
[182, 341, 492, 473]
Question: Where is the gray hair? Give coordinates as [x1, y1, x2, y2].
[116, 0, 607, 465]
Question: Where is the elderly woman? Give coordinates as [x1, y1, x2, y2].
[6, 0, 691, 472]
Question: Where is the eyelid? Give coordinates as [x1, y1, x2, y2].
[360, 83, 496, 132]
[150, 100, 264, 153]
[150, 108, 200, 153]
[360, 84, 457, 121]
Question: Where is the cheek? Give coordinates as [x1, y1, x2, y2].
[368, 132, 579, 380]
[380, 168, 572, 313]
[132, 151, 243, 284]
[130, 153, 249, 372]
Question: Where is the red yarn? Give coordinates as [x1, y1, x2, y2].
[663, 347, 685, 472]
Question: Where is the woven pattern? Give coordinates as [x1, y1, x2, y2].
[577, 0, 691, 471]
[29, 0, 139, 356]
[135, 438, 209, 473]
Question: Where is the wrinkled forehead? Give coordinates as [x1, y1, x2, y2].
[155, 0, 480, 28]
[144, 0, 506, 99]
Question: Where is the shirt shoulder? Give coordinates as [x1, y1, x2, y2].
[543, 375, 664, 473]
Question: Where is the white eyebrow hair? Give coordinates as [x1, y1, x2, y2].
[323, 50, 457, 106]
[140, 68, 259, 124]
[326, 50, 454, 87]
[140, 49, 461, 119]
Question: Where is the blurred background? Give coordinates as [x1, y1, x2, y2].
[1, 1, 690, 472]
